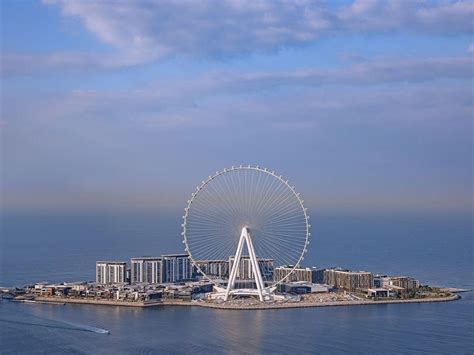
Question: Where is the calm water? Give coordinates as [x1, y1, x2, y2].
[1, 211, 473, 354]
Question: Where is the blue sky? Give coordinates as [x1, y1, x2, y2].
[1, 0, 473, 214]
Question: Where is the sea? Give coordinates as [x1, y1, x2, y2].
[0, 210, 473, 354]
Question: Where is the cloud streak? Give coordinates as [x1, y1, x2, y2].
[210, 56, 472, 91]
[3, 55, 471, 129]
[3, 80, 471, 212]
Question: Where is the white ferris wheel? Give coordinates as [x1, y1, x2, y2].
[182, 165, 311, 301]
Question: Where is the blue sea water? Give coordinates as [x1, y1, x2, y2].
[0, 211, 473, 354]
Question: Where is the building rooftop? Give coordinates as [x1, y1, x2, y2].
[326, 268, 371, 274]
[131, 256, 162, 261]
[161, 253, 190, 257]
[276, 265, 325, 271]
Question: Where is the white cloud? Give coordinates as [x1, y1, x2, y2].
[5, 0, 463, 75]
[48, 0, 472, 53]
[339, 0, 473, 33]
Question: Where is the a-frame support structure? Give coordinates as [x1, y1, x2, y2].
[224, 226, 265, 301]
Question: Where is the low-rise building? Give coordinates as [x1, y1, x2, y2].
[367, 288, 390, 298]
[278, 281, 329, 294]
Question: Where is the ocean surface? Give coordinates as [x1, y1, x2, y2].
[1, 211, 473, 354]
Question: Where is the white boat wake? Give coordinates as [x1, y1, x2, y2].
[0, 318, 110, 334]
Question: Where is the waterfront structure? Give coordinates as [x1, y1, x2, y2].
[367, 288, 390, 297]
[324, 268, 374, 292]
[96, 261, 127, 284]
[161, 254, 192, 283]
[131, 257, 163, 284]
[274, 266, 325, 283]
[384, 276, 419, 291]
[225, 228, 269, 301]
[279, 282, 329, 294]
[128, 254, 192, 284]
[373, 274, 388, 288]
[126, 268, 131, 284]
[182, 165, 310, 302]
[228, 255, 274, 280]
[194, 260, 229, 279]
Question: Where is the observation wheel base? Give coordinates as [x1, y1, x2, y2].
[224, 227, 266, 302]
[208, 287, 277, 302]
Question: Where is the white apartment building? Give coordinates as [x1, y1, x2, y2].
[228, 256, 274, 280]
[96, 261, 127, 284]
[131, 257, 163, 284]
[161, 254, 192, 283]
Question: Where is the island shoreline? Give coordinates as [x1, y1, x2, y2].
[28, 294, 461, 310]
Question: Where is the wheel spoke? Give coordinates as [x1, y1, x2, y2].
[183, 166, 310, 287]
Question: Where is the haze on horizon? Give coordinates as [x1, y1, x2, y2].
[1, 0, 472, 215]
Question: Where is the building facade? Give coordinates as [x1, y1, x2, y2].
[367, 288, 390, 298]
[386, 276, 419, 291]
[373, 274, 388, 288]
[131, 257, 163, 284]
[228, 256, 274, 280]
[161, 254, 192, 283]
[278, 282, 329, 294]
[96, 261, 127, 284]
[274, 266, 325, 283]
[324, 268, 374, 292]
[194, 259, 229, 279]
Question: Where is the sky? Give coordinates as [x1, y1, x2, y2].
[1, 0, 473, 215]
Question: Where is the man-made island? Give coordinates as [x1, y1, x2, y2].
[2, 253, 467, 310]
[18, 288, 460, 310]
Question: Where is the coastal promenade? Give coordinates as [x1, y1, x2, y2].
[32, 294, 460, 310]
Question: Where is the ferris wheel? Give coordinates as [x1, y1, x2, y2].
[182, 165, 311, 301]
